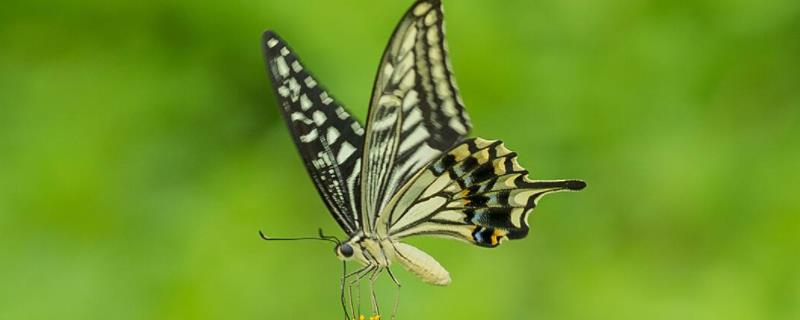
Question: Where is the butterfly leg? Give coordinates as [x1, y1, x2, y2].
[348, 280, 361, 319]
[367, 267, 384, 317]
[339, 261, 351, 320]
[344, 263, 367, 277]
[348, 266, 371, 320]
[348, 264, 375, 319]
[385, 267, 401, 320]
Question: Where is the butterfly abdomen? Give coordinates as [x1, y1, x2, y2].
[392, 242, 451, 286]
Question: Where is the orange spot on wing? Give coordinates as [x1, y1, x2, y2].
[490, 229, 508, 246]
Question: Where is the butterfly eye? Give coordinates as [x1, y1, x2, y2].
[339, 244, 354, 258]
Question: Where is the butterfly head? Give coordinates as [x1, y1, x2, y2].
[334, 233, 369, 261]
[336, 237, 369, 262]
[335, 243, 355, 260]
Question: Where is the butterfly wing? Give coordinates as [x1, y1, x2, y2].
[361, 0, 471, 233]
[262, 31, 364, 235]
[383, 138, 586, 247]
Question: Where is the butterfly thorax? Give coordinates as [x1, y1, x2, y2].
[335, 232, 396, 268]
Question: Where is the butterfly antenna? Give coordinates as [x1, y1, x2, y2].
[258, 229, 340, 245]
[318, 228, 341, 245]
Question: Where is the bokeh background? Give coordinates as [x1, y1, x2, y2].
[1, 0, 798, 319]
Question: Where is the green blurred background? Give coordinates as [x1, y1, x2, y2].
[1, 0, 798, 319]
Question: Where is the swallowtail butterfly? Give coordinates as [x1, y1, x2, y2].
[261, 0, 585, 317]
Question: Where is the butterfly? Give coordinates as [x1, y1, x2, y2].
[261, 0, 585, 318]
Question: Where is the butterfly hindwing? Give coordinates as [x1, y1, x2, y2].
[384, 138, 586, 247]
[262, 31, 364, 235]
[361, 0, 471, 233]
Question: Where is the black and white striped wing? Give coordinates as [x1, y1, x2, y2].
[361, 0, 471, 232]
[383, 138, 586, 247]
[263, 31, 364, 235]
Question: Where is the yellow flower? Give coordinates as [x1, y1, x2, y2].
[353, 315, 380, 320]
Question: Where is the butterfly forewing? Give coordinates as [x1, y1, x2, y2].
[361, 0, 471, 233]
[384, 138, 586, 247]
[262, 31, 364, 235]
